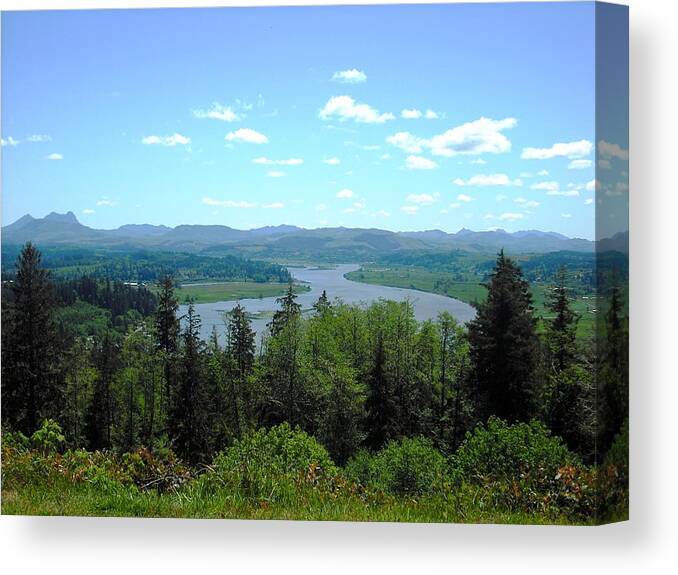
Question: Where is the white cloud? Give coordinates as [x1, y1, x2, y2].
[561, 213, 572, 218]
[537, 169, 550, 176]
[374, 209, 390, 217]
[521, 139, 593, 160]
[387, 117, 516, 157]
[401, 205, 419, 215]
[401, 108, 423, 120]
[584, 198, 594, 205]
[568, 159, 592, 170]
[352, 200, 366, 209]
[225, 128, 269, 144]
[406, 193, 437, 205]
[471, 158, 487, 165]
[406, 155, 437, 170]
[253, 157, 303, 165]
[82, 209, 95, 215]
[598, 140, 629, 161]
[448, 203, 461, 209]
[202, 197, 257, 208]
[484, 212, 525, 221]
[267, 171, 286, 178]
[599, 159, 612, 170]
[546, 190, 580, 197]
[453, 173, 522, 187]
[514, 197, 540, 209]
[263, 202, 285, 209]
[380, 153, 391, 160]
[331, 69, 367, 84]
[424, 110, 439, 120]
[27, 134, 52, 142]
[1, 136, 19, 147]
[531, 181, 560, 191]
[336, 188, 354, 199]
[192, 103, 241, 122]
[323, 157, 341, 165]
[585, 179, 597, 192]
[457, 194, 473, 203]
[142, 133, 191, 147]
[46, 153, 63, 160]
[320, 95, 394, 124]
[96, 199, 116, 206]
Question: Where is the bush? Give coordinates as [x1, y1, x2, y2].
[345, 437, 449, 496]
[31, 419, 65, 455]
[453, 417, 578, 482]
[197, 423, 338, 502]
[452, 418, 593, 518]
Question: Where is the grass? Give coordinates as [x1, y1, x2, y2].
[0, 477, 589, 524]
[170, 281, 310, 304]
[346, 267, 597, 339]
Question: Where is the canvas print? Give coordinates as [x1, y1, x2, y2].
[0, 2, 628, 524]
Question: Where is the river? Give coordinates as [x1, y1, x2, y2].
[180, 264, 476, 344]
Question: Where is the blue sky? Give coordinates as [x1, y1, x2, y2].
[1, 3, 627, 239]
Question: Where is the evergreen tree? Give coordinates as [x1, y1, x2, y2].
[312, 290, 332, 316]
[86, 331, 120, 449]
[545, 266, 579, 372]
[226, 303, 256, 435]
[1, 242, 61, 434]
[599, 281, 629, 453]
[468, 250, 540, 422]
[170, 302, 209, 464]
[154, 275, 179, 418]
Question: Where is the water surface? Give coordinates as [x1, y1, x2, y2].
[181, 264, 476, 344]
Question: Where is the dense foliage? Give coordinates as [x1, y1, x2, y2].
[1, 243, 629, 523]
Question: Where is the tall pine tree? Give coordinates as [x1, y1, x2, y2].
[468, 250, 540, 422]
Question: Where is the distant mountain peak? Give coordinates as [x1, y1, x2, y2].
[44, 211, 80, 225]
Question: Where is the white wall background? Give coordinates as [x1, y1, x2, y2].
[1, 1, 676, 573]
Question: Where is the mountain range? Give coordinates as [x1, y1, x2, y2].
[1, 211, 618, 260]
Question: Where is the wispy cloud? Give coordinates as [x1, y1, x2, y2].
[485, 212, 525, 221]
[453, 173, 522, 187]
[531, 181, 560, 191]
[521, 139, 592, 160]
[401, 205, 419, 215]
[546, 190, 580, 197]
[202, 197, 257, 208]
[263, 202, 285, 209]
[96, 199, 116, 206]
[457, 194, 473, 203]
[142, 133, 191, 147]
[46, 153, 63, 160]
[406, 193, 438, 205]
[320, 95, 394, 124]
[331, 69, 367, 84]
[336, 188, 354, 199]
[424, 110, 439, 120]
[267, 171, 286, 178]
[387, 117, 516, 157]
[253, 157, 303, 165]
[192, 102, 241, 122]
[514, 197, 540, 209]
[323, 157, 341, 165]
[225, 128, 268, 144]
[568, 159, 592, 170]
[26, 134, 52, 142]
[406, 155, 437, 170]
[82, 209, 95, 215]
[1, 136, 19, 147]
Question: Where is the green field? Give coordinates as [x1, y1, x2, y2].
[171, 281, 310, 304]
[345, 267, 597, 338]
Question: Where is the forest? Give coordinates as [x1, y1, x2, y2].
[1, 242, 628, 523]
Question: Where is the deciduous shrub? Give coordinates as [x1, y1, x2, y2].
[345, 437, 449, 496]
[197, 423, 338, 502]
[31, 419, 65, 455]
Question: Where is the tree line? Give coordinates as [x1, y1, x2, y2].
[1, 243, 628, 467]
